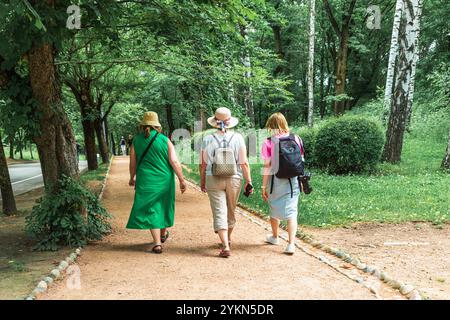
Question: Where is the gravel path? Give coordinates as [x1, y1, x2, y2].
[40, 157, 387, 300]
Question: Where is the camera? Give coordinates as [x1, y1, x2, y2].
[244, 183, 254, 197]
[298, 173, 312, 194]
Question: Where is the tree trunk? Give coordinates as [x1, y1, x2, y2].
[29, 143, 34, 159]
[9, 137, 14, 159]
[307, 0, 316, 127]
[0, 133, 17, 215]
[95, 119, 109, 164]
[405, 0, 424, 130]
[81, 115, 98, 170]
[165, 103, 176, 136]
[239, 24, 256, 126]
[28, 42, 79, 190]
[383, 0, 404, 120]
[272, 24, 284, 75]
[333, 25, 350, 116]
[442, 128, 450, 170]
[110, 132, 116, 156]
[382, 0, 421, 163]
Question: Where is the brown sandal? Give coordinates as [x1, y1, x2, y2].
[219, 249, 231, 258]
[152, 245, 163, 254]
[161, 231, 169, 243]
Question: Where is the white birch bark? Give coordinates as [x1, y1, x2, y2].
[405, 0, 424, 126]
[383, 0, 404, 116]
[307, 0, 316, 128]
[239, 24, 255, 125]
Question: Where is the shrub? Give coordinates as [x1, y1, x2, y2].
[25, 175, 112, 251]
[315, 117, 384, 174]
[294, 126, 319, 167]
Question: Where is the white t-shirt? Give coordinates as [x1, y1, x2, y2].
[201, 131, 247, 178]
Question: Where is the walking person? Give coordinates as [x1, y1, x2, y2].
[127, 111, 187, 254]
[200, 107, 253, 258]
[261, 112, 305, 255]
[120, 136, 127, 155]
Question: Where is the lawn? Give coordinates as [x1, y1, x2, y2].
[182, 105, 449, 227]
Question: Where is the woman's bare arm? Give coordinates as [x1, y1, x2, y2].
[129, 145, 137, 186]
[168, 140, 186, 193]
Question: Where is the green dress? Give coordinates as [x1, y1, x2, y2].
[126, 131, 175, 229]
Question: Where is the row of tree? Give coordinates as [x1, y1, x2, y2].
[1, 0, 449, 222]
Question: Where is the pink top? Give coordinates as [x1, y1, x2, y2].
[261, 133, 303, 161]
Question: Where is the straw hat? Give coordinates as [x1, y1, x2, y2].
[207, 107, 239, 129]
[140, 111, 161, 127]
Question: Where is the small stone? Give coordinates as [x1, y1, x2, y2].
[65, 257, 73, 263]
[75, 248, 81, 255]
[373, 269, 382, 279]
[43, 276, 53, 284]
[70, 253, 77, 260]
[344, 256, 352, 263]
[350, 259, 360, 266]
[387, 279, 401, 289]
[58, 260, 69, 271]
[400, 284, 415, 295]
[365, 266, 375, 274]
[357, 263, 367, 270]
[408, 290, 422, 300]
[37, 281, 47, 291]
[380, 272, 387, 281]
[25, 296, 35, 301]
[336, 251, 344, 258]
[51, 269, 60, 278]
[355, 277, 364, 284]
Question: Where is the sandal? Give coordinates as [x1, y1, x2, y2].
[161, 231, 170, 243]
[152, 245, 163, 254]
[219, 249, 231, 258]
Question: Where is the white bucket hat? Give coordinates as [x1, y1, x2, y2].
[207, 107, 239, 129]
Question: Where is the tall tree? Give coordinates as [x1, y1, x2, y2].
[383, 0, 404, 119]
[382, 0, 424, 163]
[307, 0, 316, 127]
[239, 24, 256, 126]
[323, 0, 357, 116]
[0, 133, 17, 215]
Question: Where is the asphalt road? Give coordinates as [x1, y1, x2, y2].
[0, 160, 88, 198]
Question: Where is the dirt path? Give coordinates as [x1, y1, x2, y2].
[40, 157, 397, 300]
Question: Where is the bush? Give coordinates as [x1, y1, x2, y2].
[294, 126, 319, 167]
[25, 175, 112, 251]
[315, 117, 384, 174]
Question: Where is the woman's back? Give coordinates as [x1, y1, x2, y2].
[133, 131, 173, 191]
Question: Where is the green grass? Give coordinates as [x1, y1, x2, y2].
[80, 162, 109, 184]
[183, 103, 450, 228]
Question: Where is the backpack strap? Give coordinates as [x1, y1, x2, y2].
[270, 174, 274, 195]
[288, 177, 293, 198]
[137, 132, 159, 169]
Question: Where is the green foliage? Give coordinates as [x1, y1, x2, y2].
[314, 117, 384, 174]
[25, 175, 111, 251]
[292, 126, 319, 168]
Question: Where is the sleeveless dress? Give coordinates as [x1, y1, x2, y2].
[126, 131, 175, 229]
[261, 133, 301, 221]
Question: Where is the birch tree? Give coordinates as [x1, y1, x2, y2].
[239, 24, 256, 126]
[307, 0, 316, 128]
[382, 0, 423, 163]
[383, 0, 404, 120]
[405, 0, 424, 129]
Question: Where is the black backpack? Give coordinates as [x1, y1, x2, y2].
[269, 134, 305, 197]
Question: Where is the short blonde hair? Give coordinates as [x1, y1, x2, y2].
[265, 112, 289, 135]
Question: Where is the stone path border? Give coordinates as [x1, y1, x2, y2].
[24, 157, 114, 300]
[186, 179, 424, 300]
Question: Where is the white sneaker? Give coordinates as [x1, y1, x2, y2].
[265, 234, 279, 245]
[284, 243, 295, 255]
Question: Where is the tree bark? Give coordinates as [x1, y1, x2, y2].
[0, 133, 17, 215]
[165, 103, 176, 136]
[28, 41, 79, 190]
[323, 0, 356, 116]
[382, 0, 422, 163]
[8, 137, 14, 159]
[307, 0, 316, 127]
[405, 0, 424, 129]
[94, 118, 109, 164]
[239, 24, 256, 126]
[383, 0, 404, 119]
[442, 128, 450, 170]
